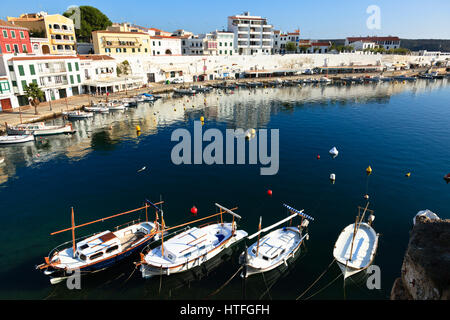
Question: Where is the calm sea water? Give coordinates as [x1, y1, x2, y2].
[0, 79, 449, 300]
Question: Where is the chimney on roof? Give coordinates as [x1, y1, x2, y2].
[243, 12, 250, 16]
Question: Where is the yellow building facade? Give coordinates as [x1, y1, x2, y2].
[7, 13, 76, 55]
[92, 30, 151, 56]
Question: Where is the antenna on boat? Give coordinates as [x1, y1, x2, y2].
[256, 216, 262, 257]
[348, 202, 370, 262]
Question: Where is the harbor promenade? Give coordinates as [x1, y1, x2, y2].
[0, 69, 423, 134]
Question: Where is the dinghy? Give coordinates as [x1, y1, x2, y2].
[329, 147, 339, 157]
[63, 110, 94, 119]
[36, 200, 164, 284]
[139, 203, 248, 278]
[84, 105, 109, 113]
[333, 202, 379, 279]
[6, 122, 74, 136]
[0, 134, 35, 144]
[240, 204, 314, 278]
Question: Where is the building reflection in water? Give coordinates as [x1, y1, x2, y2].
[0, 79, 448, 185]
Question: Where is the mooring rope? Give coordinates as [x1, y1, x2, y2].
[295, 258, 336, 300]
[261, 271, 272, 300]
[207, 266, 243, 298]
[303, 273, 342, 300]
[122, 265, 137, 286]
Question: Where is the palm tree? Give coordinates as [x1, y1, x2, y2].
[24, 82, 44, 115]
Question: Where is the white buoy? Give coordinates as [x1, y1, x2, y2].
[329, 147, 339, 158]
[330, 173, 336, 181]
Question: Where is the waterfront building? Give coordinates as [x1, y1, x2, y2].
[92, 30, 151, 56]
[7, 12, 77, 55]
[179, 31, 234, 56]
[78, 54, 143, 94]
[347, 40, 378, 51]
[0, 54, 83, 106]
[0, 20, 32, 54]
[150, 36, 181, 56]
[227, 12, 273, 55]
[0, 76, 18, 111]
[213, 30, 235, 56]
[272, 30, 300, 54]
[345, 36, 401, 50]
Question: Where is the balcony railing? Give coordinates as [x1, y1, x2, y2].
[50, 28, 74, 35]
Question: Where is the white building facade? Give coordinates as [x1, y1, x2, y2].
[227, 12, 273, 55]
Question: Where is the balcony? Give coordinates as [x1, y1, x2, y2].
[50, 28, 74, 35]
[51, 38, 75, 44]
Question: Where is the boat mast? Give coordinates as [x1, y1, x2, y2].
[161, 211, 165, 256]
[256, 216, 262, 257]
[348, 202, 369, 261]
[71, 207, 76, 258]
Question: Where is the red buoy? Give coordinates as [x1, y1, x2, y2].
[190, 206, 198, 216]
[317, 155, 320, 159]
[444, 174, 450, 183]
[267, 189, 273, 196]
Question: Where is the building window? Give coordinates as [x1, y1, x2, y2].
[75, 62, 79, 71]
[12, 81, 17, 87]
[70, 75, 74, 84]
[123, 48, 127, 52]
[20, 31, 25, 39]
[29, 65, 36, 75]
[77, 74, 81, 83]
[18, 65, 25, 76]
[2, 30, 7, 38]
[11, 30, 16, 39]
[5, 44, 11, 52]
[67, 63, 72, 72]
[22, 44, 27, 52]
[116, 48, 121, 53]
[8, 65, 13, 72]
[21, 80, 27, 90]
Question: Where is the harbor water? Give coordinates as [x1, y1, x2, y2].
[0, 79, 449, 299]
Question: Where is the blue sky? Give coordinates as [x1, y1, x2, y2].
[2, 0, 450, 39]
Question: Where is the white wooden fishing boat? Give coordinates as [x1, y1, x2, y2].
[241, 204, 314, 278]
[36, 200, 164, 284]
[107, 101, 126, 111]
[173, 88, 196, 95]
[333, 203, 379, 279]
[0, 134, 35, 144]
[6, 122, 74, 136]
[63, 110, 94, 119]
[122, 97, 138, 107]
[84, 105, 109, 113]
[139, 203, 247, 278]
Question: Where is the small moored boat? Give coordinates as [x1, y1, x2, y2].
[240, 204, 314, 278]
[84, 105, 109, 113]
[63, 110, 94, 119]
[0, 134, 35, 144]
[36, 200, 164, 284]
[6, 122, 74, 136]
[333, 202, 379, 279]
[139, 203, 248, 278]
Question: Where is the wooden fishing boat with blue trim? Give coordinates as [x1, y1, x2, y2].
[240, 204, 314, 278]
[36, 200, 164, 284]
[139, 203, 248, 278]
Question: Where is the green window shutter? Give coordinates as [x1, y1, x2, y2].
[68, 63, 72, 72]
[12, 81, 17, 87]
[8, 65, 14, 72]
[75, 62, 79, 71]
[32, 79, 38, 85]
[29, 64, 35, 75]
[18, 65, 25, 76]
[21, 80, 27, 91]
[70, 75, 74, 84]
[77, 75, 81, 83]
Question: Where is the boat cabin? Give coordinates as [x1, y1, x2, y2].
[75, 230, 121, 262]
[162, 227, 215, 262]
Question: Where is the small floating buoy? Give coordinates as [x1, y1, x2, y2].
[267, 189, 273, 196]
[200, 116, 204, 122]
[190, 206, 198, 216]
[136, 125, 141, 132]
[329, 147, 339, 157]
[317, 154, 321, 160]
[405, 172, 411, 177]
[366, 166, 372, 175]
[137, 166, 146, 173]
[364, 194, 369, 200]
[444, 173, 450, 183]
[330, 173, 336, 181]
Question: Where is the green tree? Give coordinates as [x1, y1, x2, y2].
[24, 82, 44, 115]
[63, 6, 112, 42]
[117, 60, 131, 76]
[285, 42, 297, 53]
[299, 45, 309, 53]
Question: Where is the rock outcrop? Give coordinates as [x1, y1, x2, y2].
[390, 215, 450, 300]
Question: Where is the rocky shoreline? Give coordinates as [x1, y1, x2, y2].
[390, 214, 450, 300]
